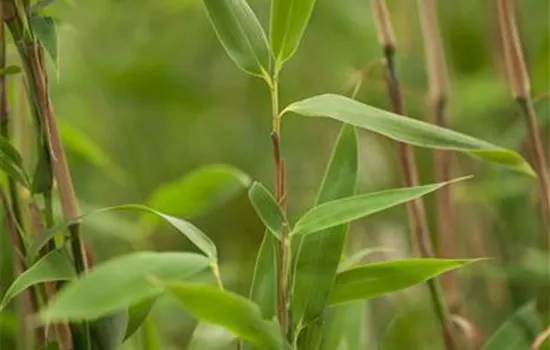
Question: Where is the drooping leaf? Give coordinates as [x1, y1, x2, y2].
[0, 136, 31, 188]
[292, 124, 358, 344]
[0, 65, 22, 77]
[28, 205, 218, 264]
[291, 177, 470, 236]
[248, 231, 278, 319]
[329, 258, 480, 305]
[481, 301, 542, 350]
[90, 311, 128, 350]
[146, 164, 250, 223]
[30, 16, 58, 68]
[40, 252, 210, 322]
[202, 0, 271, 77]
[163, 282, 289, 350]
[248, 182, 286, 240]
[123, 297, 158, 341]
[188, 323, 237, 350]
[0, 249, 75, 312]
[270, 0, 317, 67]
[283, 94, 534, 175]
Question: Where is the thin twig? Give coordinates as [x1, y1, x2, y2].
[371, 1, 457, 349]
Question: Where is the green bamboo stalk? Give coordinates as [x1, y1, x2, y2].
[371, 1, 457, 349]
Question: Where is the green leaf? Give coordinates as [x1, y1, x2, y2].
[90, 311, 128, 350]
[338, 247, 393, 272]
[248, 182, 286, 240]
[292, 176, 471, 236]
[270, 0, 317, 67]
[40, 252, 210, 322]
[283, 94, 534, 176]
[0, 136, 31, 188]
[28, 205, 218, 264]
[481, 301, 542, 350]
[188, 323, 237, 350]
[163, 282, 288, 350]
[0, 65, 22, 77]
[320, 302, 367, 350]
[30, 16, 58, 69]
[202, 0, 271, 77]
[0, 250, 75, 312]
[123, 297, 158, 341]
[31, 146, 53, 194]
[248, 232, 278, 319]
[146, 164, 250, 224]
[329, 258, 480, 305]
[292, 124, 358, 341]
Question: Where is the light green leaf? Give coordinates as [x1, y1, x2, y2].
[248, 182, 286, 240]
[188, 323, 237, 350]
[0, 250, 75, 312]
[270, 0, 317, 67]
[202, 0, 271, 77]
[0, 65, 22, 77]
[338, 247, 393, 272]
[40, 252, 210, 322]
[292, 124, 358, 343]
[0, 136, 31, 188]
[163, 282, 289, 350]
[28, 204, 218, 264]
[30, 16, 58, 69]
[146, 164, 250, 224]
[282, 94, 534, 176]
[292, 177, 471, 236]
[123, 297, 158, 341]
[481, 301, 542, 350]
[248, 231, 278, 320]
[320, 302, 367, 350]
[329, 258, 480, 305]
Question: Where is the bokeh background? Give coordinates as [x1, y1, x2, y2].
[1, 0, 549, 349]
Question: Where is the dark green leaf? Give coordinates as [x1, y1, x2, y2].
[249, 232, 278, 319]
[0, 249, 75, 312]
[202, 0, 271, 77]
[31, 146, 53, 194]
[40, 252, 210, 322]
[283, 94, 534, 176]
[329, 258, 480, 305]
[0, 136, 31, 188]
[248, 182, 286, 240]
[30, 16, 58, 68]
[270, 0, 317, 67]
[292, 177, 470, 236]
[481, 301, 542, 350]
[123, 296, 158, 341]
[163, 282, 289, 350]
[0, 65, 22, 77]
[90, 311, 128, 350]
[292, 124, 358, 344]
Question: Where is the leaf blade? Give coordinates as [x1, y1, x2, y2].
[248, 182, 286, 240]
[283, 94, 534, 175]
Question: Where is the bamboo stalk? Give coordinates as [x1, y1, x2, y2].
[417, 0, 459, 311]
[371, 1, 457, 349]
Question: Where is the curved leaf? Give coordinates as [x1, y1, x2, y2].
[0, 136, 31, 188]
[338, 247, 394, 272]
[270, 0, 317, 67]
[163, 282, 289, 350]
[147, 164, 250, 222]
[40, 252, 210, 322]
[123, 296, 158, 341]
[202, 0, 271, 77]
[329, 258, 480, 305]
[90, 311, 128, 350]
[248, 182, 286, 240]
[292, 176, 471, 236]
[282, 94, 534, 175]
[0, 249, 75, 312]
[30, 16, 58, 69]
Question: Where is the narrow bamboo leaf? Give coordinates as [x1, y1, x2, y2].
[292, 177, 471, 236]
[292, 124, 358, 341]
[28, 204, 218, 264]
[248, 182, 286, 240]
[163, 282, 289, 350]
[146, 164, 250, 222]
[248, 232, 277, 319]
[40, 252, 210, 322]
[320, 302, 367, 350]
[481, 301, 542, 350]
[0, 136, 31, 187]
[338, 247, 393, 272]
[0, 249, 75, 312]
[123, 297, 158, 341]
[30, 16, 58, 68]
[188, 323, 237, 350]
[0, 65, 22, 77]
[283, 94, 534, 176]
[270, 0, 317, 66]
[329, 258, 480, 305]
[31, 146, 53, 194]
[90, 311, 128, 350]
[202, 0, 271, 77]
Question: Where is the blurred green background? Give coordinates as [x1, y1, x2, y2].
[2, 0, 549, 349]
